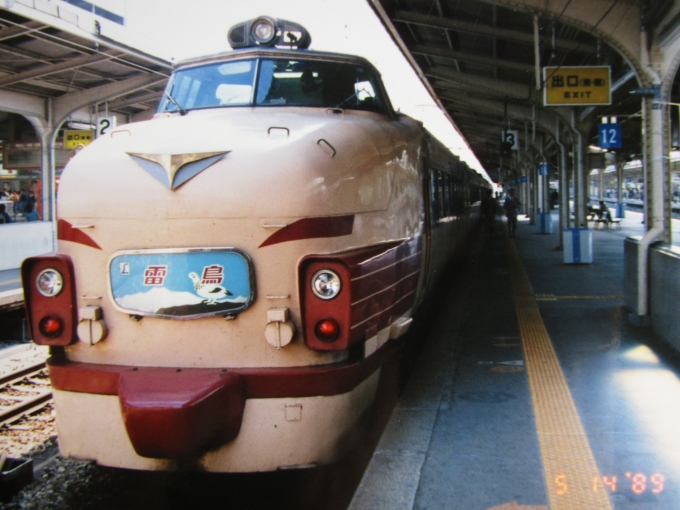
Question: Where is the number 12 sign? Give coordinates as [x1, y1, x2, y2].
[599, 123, 622, 149]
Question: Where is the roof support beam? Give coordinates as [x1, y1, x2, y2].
[426, 66, 532, 99]
[412, 44, 534, 73]
[107, 90, 163, 110]
[53, 72, 168, 127]
[394, 10, 598, 54]
[441, 91, 563, 138]
[0, 49, 121, 87]
[0, 20, 45, 42]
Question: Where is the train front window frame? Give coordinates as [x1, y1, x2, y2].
[158, 57, 389, 115]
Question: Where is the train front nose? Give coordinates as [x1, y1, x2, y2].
[119, 368, 245, 458]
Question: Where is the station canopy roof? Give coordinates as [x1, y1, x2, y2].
[0, 8, 171, 119]
[371, 0, 676, 183]
[2, 3, 679, 184]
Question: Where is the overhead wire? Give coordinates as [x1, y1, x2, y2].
[541, 0, 622, 89]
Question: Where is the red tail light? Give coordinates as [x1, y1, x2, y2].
[314, 319, 340, 342]
[39, 316, 64, 337]
[21, 254, 77, 346]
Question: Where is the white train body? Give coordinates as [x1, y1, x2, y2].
[22, 19, 484, 472]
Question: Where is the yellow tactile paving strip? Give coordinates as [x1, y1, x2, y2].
[506, 237, 613, 510]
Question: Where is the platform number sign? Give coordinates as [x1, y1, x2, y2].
[97, 116, 117, 138]
[502, 130, 519, 151]
[598, 122, 621, 149]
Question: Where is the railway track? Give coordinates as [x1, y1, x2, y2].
[0, 360, 52, 428]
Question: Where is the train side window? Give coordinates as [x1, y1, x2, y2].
[430, 171, 439, 222]
[437, 172, 445, 219]
[443, 174, 451, 217]
[453, 178, 462, 215]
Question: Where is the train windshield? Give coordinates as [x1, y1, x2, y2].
[158, 58, 389, 114]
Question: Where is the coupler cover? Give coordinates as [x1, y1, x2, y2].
[118, 368, 245, 458]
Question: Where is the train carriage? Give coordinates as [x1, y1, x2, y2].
[21, 17, 485, 472]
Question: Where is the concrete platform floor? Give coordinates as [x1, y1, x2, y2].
[351, 212, 680, 510]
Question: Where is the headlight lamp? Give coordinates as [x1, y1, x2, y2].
[311, 270, 341, 300]
[251, 17, 277, 45]
[36, 268, 64, 297]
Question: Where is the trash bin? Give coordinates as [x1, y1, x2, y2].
[563, 228, 593, 264]
[616, 203, 625, 218]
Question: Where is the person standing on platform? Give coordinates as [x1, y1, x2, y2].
[481, 188, 497, 237]
[0, 204, 11, 224]
[23, 191, 39, 221]
[11, 191, 19, 220]
[503, 188, 521, 237]
[550, 189, 559, 210]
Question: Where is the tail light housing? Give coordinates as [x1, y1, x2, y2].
[300, 259, 351, 351]
[300, 240, 422, 352]
[22, 254, 78, 346]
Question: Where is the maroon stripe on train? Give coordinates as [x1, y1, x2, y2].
[46, 337, 400, 399]
[349, 288, 417, 344]
[57, 219, 102, 250]
[258, 215, 355, 248]
[349, 237, 422, 280]
[347, 237, 421, 342]
[349, 273, 420, 343]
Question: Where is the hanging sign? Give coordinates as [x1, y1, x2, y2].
[97, 116, 117, 138]
[543, 66, 611, 106]
[64, 130, 94, 149]
[502, 130, 519, 150]
[598, 121, 622, 149]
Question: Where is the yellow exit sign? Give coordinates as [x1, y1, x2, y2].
[543, 66, 611, 106]
[64, 130, 94, 149]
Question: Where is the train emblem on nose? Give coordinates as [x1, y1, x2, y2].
[127, 151, 229, 190]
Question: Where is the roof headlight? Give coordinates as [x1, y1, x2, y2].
[228, 17, 311, 50]
[311, 269, 341, 300]
[251, 17, 277, 45]
[36, 268, 64, 297]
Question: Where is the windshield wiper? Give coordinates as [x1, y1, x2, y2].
[334, 92, 359, 109]
[334, 88, 370, 109]
[164, 91, 187, 115]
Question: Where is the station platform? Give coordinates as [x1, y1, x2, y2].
[0, 267, 22, 311]
[351, 211, 680, 510]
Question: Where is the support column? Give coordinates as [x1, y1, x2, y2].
[574, 127, 587, 227]
[522, 166, 530, 217]
[616, 156, 626, 218]
[556, 120, 569, 248]
[634, 87, 664, 319]
[530, 158, 537, 224]
[40, 98, 54, 223]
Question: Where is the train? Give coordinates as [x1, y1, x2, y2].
[21, 16, 487, 472]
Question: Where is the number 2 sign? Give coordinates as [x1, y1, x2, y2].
[598, 122, 621, 149]
[97, 116, 117, 138]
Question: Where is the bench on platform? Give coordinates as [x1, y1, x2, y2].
[594, 218, 622, 229]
